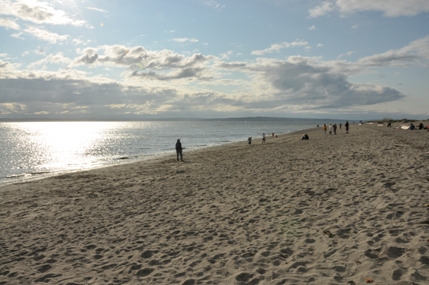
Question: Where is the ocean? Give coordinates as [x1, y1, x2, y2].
[0, 119, 334, 185]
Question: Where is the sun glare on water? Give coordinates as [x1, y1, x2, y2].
[15, 122, 113, 170]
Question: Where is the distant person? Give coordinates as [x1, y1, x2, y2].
[387, 122, 392, 127]
[248, 137, 252, 145]
[262, 133, 266, 144]
[323, 124, 327, 136]
[339, 123, 342, 129]
[345, 121, 349, 134]
[333, 124, 337, 135]
[301, 134, 309, 140]
[418, 123, 424, 130]
[409, 123, 415, 130]
[328, 124, 332, 135]
[175, 139, 183, 161]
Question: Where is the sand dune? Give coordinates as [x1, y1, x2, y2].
[1, 122, 429, 285]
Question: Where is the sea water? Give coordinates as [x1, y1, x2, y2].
[0, 119, 333, 185]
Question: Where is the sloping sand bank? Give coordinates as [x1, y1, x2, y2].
[1, 123, 429, 285]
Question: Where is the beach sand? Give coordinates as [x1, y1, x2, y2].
[1, 122, 429, 285]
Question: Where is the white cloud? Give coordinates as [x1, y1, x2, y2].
[11, 32, 24, 39]
[357, 35, 429, 68]
[27, 52, 72, 69]
[87, 7, 109, 13]
[172, 38, 199, 43]
[309, 0, 429, 18]
[24, 26, 69, 43]
[336, 0, 429, 17]
[0, 0, 86, 26]
[2, 36, 428, 119]
[308, 1, 334, 18]
[317, 43, 324, 47]
[74, 45, 209, 70]
[220, 51, 233, 60]
[338, 51, 355, 59]
[251, 40, 309, 55]
[72, 38, 91, 45]
[205, 0, 226, 10]
[308, 25, 316, 30]
[0, 17, 19, 29]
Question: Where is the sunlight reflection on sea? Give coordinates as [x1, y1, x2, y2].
[0, 119, 328, 185]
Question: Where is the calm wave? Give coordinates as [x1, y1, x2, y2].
[0, 119, 332, 185]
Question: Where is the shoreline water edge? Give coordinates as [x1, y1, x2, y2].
[1, 121, 429, 284]
[0, 120, 333, 186]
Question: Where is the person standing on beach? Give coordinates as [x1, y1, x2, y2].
[323, 124, 327, 136]
[262, 133, 266, 144]
[339, 123, 342, 129]
[176, 139, 183, 161]
[345, 121, 349, 134]
[328, 124, 332, 135]
[333, 123, 337, 135]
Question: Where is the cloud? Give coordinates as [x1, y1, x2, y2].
[74, 45, 209, 69]
[308, 25, 316, 30]
[4, 36, 428, 119]
[251, 40, 310, 55]
[24, 26, 68, 43]
[309, 1, 334, 18]
[357, 35, 429, 67]
[0, 0, 86, 26]
[0, 59, 11, 68]
[336, 0, 429, 17]
[27, 52, 72, 69]
[87, 7, 109, 13]
[172, 38, 199, 43]
[72, 38, 91, 45]
[205, 0, 226, 10]
[269, 58, 403, 108]
[73, 45, 213, 82]
[219, 56, 405, 109]
[338, 51, 354, 59]
[0, 17, 19, 29]
[131, 68, 208, 81]
[11, 32, 24, 39]
[309, 0, 429, 18]
[0, 67, 204, 118]
[74, 48, 98, 64]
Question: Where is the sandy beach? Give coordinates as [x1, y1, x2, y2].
[1, 122, 429, 285]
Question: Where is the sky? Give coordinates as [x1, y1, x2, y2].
[0, 0, 428, 120]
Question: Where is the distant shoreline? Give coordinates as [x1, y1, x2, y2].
[0, 116, 347, 122]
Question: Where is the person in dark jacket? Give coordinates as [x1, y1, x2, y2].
[176, 139, 183, 161]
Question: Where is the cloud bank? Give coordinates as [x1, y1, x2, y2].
[309, 0, 429, 18]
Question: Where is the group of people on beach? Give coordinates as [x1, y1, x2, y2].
[409, 122, 426, 130]
[248, 132, 278, 145]
[322, 121, 349, 136]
